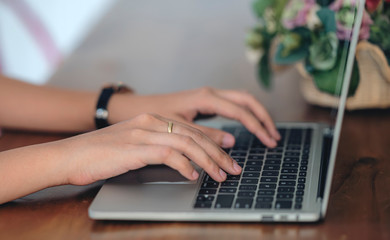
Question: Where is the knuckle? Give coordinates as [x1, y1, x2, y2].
[198, 86, 213, 96]
[192, 128, 205, 139]
[181, 135, 196, 146]
[159, 146, 175, 161]
[134, 113, 158, 124]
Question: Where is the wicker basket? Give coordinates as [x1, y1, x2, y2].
[297, 41, 390, 110]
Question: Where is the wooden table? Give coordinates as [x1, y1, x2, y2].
[1, 0, 390, 239]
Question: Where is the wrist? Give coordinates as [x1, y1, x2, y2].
[94, 83, 133, 129]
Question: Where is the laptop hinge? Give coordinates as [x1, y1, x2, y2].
[317, 128, 333, 199]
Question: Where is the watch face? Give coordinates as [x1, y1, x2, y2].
[95, 108, 109, 119]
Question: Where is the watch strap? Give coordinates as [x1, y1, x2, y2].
[95, 87, 115, 129]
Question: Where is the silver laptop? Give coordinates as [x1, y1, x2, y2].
[89, 0, 364, 222]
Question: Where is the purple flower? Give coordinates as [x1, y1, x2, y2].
[330, 0, 373, 40]
[282, 0, 317, 29]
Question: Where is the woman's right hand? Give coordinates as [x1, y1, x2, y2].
[57, 113, 242, 186]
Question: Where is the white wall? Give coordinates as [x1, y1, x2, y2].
[0, 0, 115, 84]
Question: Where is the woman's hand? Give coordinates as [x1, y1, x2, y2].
[59, 113, 242, 186]
[108, 87, 281, 148]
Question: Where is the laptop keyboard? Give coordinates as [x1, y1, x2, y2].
[194, 126, 312, 210]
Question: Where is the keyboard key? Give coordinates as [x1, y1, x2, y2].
[255, 203, 272, 209]
[199, 189, 216, 195]
[248, 155, 264, 161]
[260, 177, 277, 183]
[259, 183, 277, 189]
[280, 174, 297, 180]
[202, 182, 219, 188]
[197, 195, 215, 202]
[262, 171, 279, 176]
[266, 154, 283, 159]
[285, 152, 300, 157]
[279, 181, 296, 186]
[234, 198, 253, 209]
[238, 191, 256, 197]
[221, 181, 239, 187]
[194, 202, 212, 208]
[239, 185, 257, 191]
[243, 172, 260, 178]
[263, 165, 280, 171]
[256, 197, 273, 202]
[295, 204, 302, 209]
[241, 178, 259, 184]
[249, 149, 265, 154]
[215, 195, 234, 208]
[246, 161, 263, 166]
[231, 151, 247, 157]
[296, 190, 304, 196]
[233, 157, 246, 163]
[276, 193, 294, 199]
[258, 190, 275, 196]
[275, 201, 292, 209]
[299, 172, 307, 177]
[226, 175, 241, 181]
[278, 187, 295, 193]
[281, 168, 298, 174]
[282, 163, 299, 168]
[284, 157, 299, 162]
[219, 188, 237, 194]
[265, 159, 281, 165]
[244, 166, 261, 172]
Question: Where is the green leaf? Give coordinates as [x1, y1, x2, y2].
[252, 0, 273, 19]
[309, 46, 360, 96]
[316, 8, 337, 33]
[274, 43, 308, 64]
[257, 53, 272, 89]
[274, 27, 311, 65]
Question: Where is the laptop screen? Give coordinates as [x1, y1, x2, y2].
[320, 0, 365, 216]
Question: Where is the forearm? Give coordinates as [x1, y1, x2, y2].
[0, 75, 98, 132]
[0, 142, 68, 204]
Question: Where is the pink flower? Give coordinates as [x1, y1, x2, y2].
[366, 0, 381, 12]
[282, 0, 317, 29]
[330, 0, 373, 40]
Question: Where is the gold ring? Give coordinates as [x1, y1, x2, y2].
[167, 122, 173, 133]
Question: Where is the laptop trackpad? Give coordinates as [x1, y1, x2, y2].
[108, 165, 197, 185]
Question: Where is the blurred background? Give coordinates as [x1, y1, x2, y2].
[0, 0, 115, 84]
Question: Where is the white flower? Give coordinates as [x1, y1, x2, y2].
[246, 48, 265, 65]
[306, 5, 322, 30]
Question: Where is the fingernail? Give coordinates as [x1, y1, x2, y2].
[192, 170, 199, 180]
[219, 169, 227, 180]
[270, 139, 277, 148]
[275, 131, 282, 140]
[222, 134, 235, 148]
[233, 161, 242, 173]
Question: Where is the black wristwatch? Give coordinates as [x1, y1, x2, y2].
[94, 82, 131, 129]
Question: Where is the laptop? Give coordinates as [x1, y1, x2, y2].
[89, 0, 365, 222]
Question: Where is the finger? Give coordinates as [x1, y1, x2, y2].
[129, 144, 199, 181]
[150, 116, 241, 176]
[127, 113, 241, 178]
[185, 122, 236, 149]
[128, 129, 231, 182]
[215, 89, 281, 140]
[198, 93, 278, 148]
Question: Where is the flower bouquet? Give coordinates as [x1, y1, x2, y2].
[246, 0, 390, 109]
